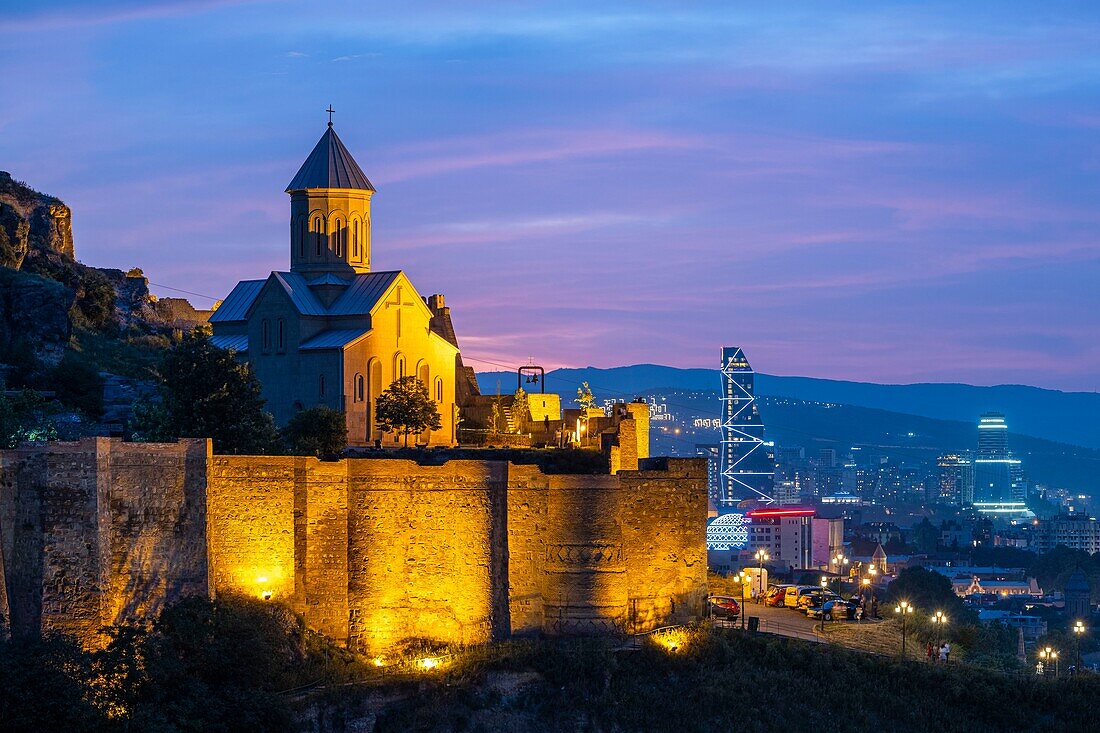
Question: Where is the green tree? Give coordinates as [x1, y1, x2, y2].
[135, 328, 280, 454]
[281, 405, 348, 458]
[374, 376, 442, 447]
[885, 566, 970, 621]
[913, 518, 939, 554]
[576, 381, 597, 411]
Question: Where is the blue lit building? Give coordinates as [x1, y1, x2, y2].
[718, 346, 775, 506]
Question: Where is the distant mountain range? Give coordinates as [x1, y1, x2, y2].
[476, 364, 1100, 451]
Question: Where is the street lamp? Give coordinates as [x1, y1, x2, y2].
[833, 554, 849, 586]
[931, 610, 948, 659]
[1039, 646, 1060, 678]
[820, 576, 829, 632]
[1074, 620, 1087, 676]
[736, 571, 749, 630]
[755, 549, 770, 604]
[895, 601, 913, 656]
[866, 564, 878, 618]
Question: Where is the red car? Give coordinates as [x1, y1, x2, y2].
[708, 595, 741, 619]
[766, 585, 793, 607]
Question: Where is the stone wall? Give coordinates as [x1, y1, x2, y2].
[1, 439, 707, 655]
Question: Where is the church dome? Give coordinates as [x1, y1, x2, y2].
[1065, 569, 1091, 594]
[286, 124, 375, 192]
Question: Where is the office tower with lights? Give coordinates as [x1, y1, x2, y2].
[974, 412, 1021, 503]
[718, 346, 775, 506]
[937, 453, 975, 506]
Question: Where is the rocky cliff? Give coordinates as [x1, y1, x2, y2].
[0, 171, 74, 270]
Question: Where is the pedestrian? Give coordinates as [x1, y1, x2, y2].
[943, 642, 951, 664]
[871, 597, 879, 619]
[927, 642, 935, 662]
[939, 643, 948, 663]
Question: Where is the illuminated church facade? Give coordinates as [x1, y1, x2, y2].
[210, 121, 470, 446]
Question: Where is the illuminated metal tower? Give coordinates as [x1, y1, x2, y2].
[719, 346, 775, 506]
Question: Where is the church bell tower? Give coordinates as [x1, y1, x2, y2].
[286, 117, 375, 276]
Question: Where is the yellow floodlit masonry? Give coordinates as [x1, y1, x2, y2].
[0, 439, 707, 656]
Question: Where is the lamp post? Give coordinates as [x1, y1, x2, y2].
[820, 576, 829, 633]
[866, 564, 878, 617]
[1074, 620, 1086, 676]
[859, 577, 871, 623]
[833, 554, 849, 591]
[736, 571, 748, 630]
[931, 610, 948, 660]
[1039, 646, 1059, 678]
[895, 601, 913, 657]
[755, 549, 769, 604]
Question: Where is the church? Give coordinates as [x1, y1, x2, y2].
[210, 119, 474, 446]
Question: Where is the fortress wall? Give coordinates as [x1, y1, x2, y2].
[0, 441, 105, 641]
[302, 460, 350, 644]
[504, 464, 550, 635]
[345, 459, 508, 656]
[207, 455, 299, 608]
[1, 440, 706, 653]
[619, 459, 709, 631]
[102, 439, 211, 627]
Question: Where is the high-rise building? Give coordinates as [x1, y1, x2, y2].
[974, 412, 1022, 503]
[718, 346, 775, 505]
[937, 453, 975, 506]
[1031, 515, 1100, 554]
[694, 443, 721, 504]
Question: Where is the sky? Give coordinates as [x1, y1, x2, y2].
[2, 1, 1100, 391]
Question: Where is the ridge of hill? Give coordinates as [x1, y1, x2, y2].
[476, 364, 1100, 450]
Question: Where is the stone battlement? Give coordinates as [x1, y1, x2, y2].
[0, 439, 707, 655]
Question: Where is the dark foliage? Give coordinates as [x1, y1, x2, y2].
[0, 389, 62, 447]
[53, 349, 105, 418]
[131, 328, 280, 454]
[281, 405, 348, 458]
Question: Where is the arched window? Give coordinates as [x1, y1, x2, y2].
[319, 374, 326, 397]
[352, 220, 359, 258]
[418, 362, 429, 388]
[261, 319, 270, 352]
[394, 354, 405, 380]
[314, 217, 324, 256]
[435, 377, 443, 403]
[355, 373, 364, 402]
[334, 219, 343, 257]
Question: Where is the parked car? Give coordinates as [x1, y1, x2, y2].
[797, 589, 841, 612]
[766, 585, 793, 607]
[806, 597, 858, 621]
[784, 586, 817, 608]
[708, 595, 741, 619]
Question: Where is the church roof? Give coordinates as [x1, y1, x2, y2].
[209, 279, 265, 323]
[272, 272, 327, 315]
[299, 328, 371, 351]
[328, 271, 401, 316]
[285, 124, 375, 192]
[210, 333, 249, 351]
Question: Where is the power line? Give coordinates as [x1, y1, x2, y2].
[147, 282, 222, 302]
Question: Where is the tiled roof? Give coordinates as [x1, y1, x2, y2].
[208, 279, 264, 323]
[299, 328, 371, 351]
[328, 271, 401, 316]
[273, 272, 326, 315]
[285, 125, 375, 192]
[209, 334, 249, 352]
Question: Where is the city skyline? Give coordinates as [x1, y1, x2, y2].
[3, 2, 1100, 389]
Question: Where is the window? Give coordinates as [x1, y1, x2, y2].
[261, 319, 270, 351]
[355, 373, 364, 402]
[314, 217, 323, 255]
[276, 319, 285, 352]
[395, 354, 405, 379]
[435, 377, 443, 403]
[353, 220, 359, 258]
[319, 374, 326, 397]
[334, 219, 343, 257]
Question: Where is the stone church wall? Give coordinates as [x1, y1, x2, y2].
[1, 440, 707, 655]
